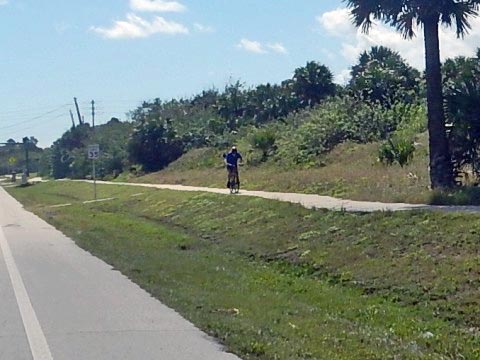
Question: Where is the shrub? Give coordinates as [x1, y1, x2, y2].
[249, 128, 277, 161]
[349, 46, 422, 107]
[443, 51, 480, 182]
[275, 97, 391, 165]
[378, 137, 416, 167]
[128, 118, 185, 172]
[378, 102, 426, 167]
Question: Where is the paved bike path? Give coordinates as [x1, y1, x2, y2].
[0, 186, 240, 360]
[88, 180, 480, 213]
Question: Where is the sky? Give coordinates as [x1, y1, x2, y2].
[0, 0, 480, 147]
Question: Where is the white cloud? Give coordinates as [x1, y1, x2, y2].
[318, 7, 480, 70]
[194, 23, 214, 33]
[130, 0, 186, 13]
[321, 48, 336, 61]
[91, 13, 188, 39]
[334, 69, 351, 85]
[267, 42, 288, 54]
[0, 0, 9, 5]
[54, 22, 72, 34]
[237, 39, 267, 54]
[237, 39, 288, 55]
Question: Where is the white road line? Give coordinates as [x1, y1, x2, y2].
[0, 226, 53, 360]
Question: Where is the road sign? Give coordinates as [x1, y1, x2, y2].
[88, 144, 100, 200]
[88, 144, 100, 160]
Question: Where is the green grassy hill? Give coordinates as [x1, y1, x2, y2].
[132, 134, 432, 204]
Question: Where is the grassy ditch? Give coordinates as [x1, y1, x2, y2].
[7, 181, 480, 359]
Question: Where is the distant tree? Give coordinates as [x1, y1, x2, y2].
[192, 89, 219, 109]
[29, 136, 39, 146]
[47, 119, 132, 179]
[69, 148, 90, 179]
[345, 0, 480, 188]
[243, 84, 288, 124]
[444, 50, 480, 180]
[292, 61, 336, 108]
[6, 139, 16, 145]
[37, 148, 52, 177]
[108, 117, 121, 124]
[217, 80, 247, 130]
[22, 136, 40, 151]
[349, 46, 422, 106]
[57, 124, 91, 151]
[50, 145, 71, 179]
[128, 118, 184, 172]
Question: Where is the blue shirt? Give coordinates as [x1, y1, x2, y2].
[225, 152, 242, 167]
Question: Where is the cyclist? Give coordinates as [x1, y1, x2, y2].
[223, 146, 243, 188]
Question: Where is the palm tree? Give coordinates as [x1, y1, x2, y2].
[344, 0, 480, 189]
[292, 62, 336, 108]
[350, 46, 421, 106]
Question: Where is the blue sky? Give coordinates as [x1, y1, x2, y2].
[1, 0, 479, 147]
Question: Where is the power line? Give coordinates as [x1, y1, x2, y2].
[0, 104, 71, 131]
[0, 103, 71, 117]
[0, 107, 71, 124]
[4, 113, 67, 137]
[0, 101, 135, 133]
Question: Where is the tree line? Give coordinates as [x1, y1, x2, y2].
[39, 45, 480, 188]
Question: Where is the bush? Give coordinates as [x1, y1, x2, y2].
[69, 148, 91, 179]
[444, 51, 480, 182]
[275, 97, 392, 166]
[378, 137, 416, 167]
[128, 118, 185, 172]
[377, 102, 426, 167]
[249, 128, 277, 161]
[349, 46, 422, 107]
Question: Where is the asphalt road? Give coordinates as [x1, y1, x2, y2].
[0, 187, 240, 360]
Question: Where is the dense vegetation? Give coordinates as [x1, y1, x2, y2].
[0, 137, 43, 175]
[40, 119, 132, 180]
[29, 46, 480, 194]
[444, 49, 480, 181]
[346, 0, 480, 189]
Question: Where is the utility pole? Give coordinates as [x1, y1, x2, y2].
[22, 137, 30, 177]
[69, 110, 76, 128]
[91, 100, 95, 130]
[74, 97, 83, 125]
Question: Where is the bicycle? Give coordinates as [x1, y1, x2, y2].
[226, 163, 240, 194]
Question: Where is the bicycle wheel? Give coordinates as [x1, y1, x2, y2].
[234, 175, 240, 194]
[229, 174, 236, 194]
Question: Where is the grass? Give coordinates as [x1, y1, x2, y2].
[8, 181, 480, 359]
[133, 138, 480, 206]
[134, 140, 437, 204]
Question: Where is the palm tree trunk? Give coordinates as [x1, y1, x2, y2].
[423, 17, 454, 189]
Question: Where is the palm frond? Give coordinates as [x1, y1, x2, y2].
[344, 0, 480, 38]
[343, 0, 386, 32]
[394, 11, 417, 38]
[439, 1, 480, 37]
[344, 0, 415, 36]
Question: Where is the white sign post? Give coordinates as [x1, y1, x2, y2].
[87, 144, 100, 200]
